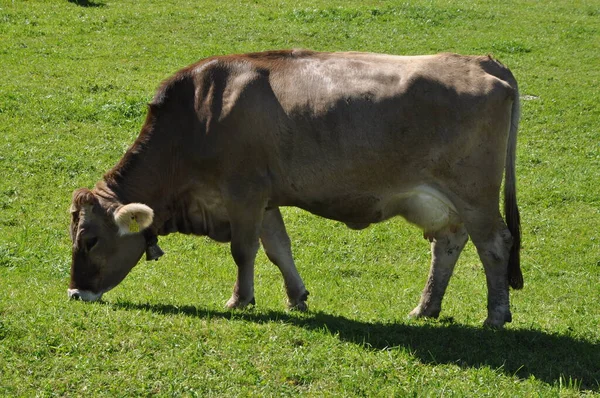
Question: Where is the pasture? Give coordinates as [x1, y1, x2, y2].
[1, 0, 599, 395]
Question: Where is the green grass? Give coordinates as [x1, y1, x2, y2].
[1, 0, 599, 395]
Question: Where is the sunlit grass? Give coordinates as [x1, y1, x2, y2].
[0, 0, 599, 395]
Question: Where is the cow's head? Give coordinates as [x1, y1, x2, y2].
[68, 188, 154, 301]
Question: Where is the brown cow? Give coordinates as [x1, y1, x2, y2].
[68, 50, 522, 328]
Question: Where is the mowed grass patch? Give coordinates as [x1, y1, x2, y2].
[1, 0, 599, 395]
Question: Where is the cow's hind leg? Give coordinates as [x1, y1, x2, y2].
[465, 215, 514, 328]
[260, 207, 309, 311]
[409, 225, 469, 319]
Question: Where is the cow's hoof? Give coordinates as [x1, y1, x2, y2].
[225, 296, 256, 309]
[287, 290, 309, 312]
[288, 300, 308, 312]
[408, 305, 440, 319]
[483, 310, 512, 329]
[483, 318, 505, 329]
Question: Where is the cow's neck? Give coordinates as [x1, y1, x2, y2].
[96, 132, 180, 234]
[94, 106, 222, 239]
[96, 138, 222, 240]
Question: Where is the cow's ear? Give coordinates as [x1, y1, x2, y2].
[114, 203, 154, 235]
[71, 188, 97, 213]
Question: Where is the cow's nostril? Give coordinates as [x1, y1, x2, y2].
[68, 289, 103, 302]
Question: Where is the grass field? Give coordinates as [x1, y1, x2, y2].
[1, 0, 599, 395]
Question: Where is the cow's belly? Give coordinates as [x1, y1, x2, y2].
[297, 185, 461, 234]
[179, 183, 460, 239]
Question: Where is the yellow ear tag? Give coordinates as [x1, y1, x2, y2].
[130, 217, 140, 233]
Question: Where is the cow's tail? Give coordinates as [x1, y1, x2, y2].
[505, 86, 523, 290]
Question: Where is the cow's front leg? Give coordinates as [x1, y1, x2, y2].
[260, 207, 309, 311]
[410, 225, 469, 319]
[225, 237, 258, 309]
[224, 197, 265, 309]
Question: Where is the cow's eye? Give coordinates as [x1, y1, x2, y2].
[85, 237, 99, 252]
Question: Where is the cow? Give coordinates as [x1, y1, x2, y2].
[68, 49, 522, 328]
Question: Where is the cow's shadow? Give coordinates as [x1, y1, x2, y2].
[67, 0, 105, 7]
[112, 301, 599, 391]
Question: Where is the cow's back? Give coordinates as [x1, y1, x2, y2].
[177, 50, 516, 225]
[245, 52, 516, 203]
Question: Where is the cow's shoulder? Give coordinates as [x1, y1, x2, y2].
[181, 54, 294, 134]
[148, 54, 253, 112]
[186, 49, 312, 79]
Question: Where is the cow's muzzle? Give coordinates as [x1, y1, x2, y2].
[68, 289, 103, 302]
